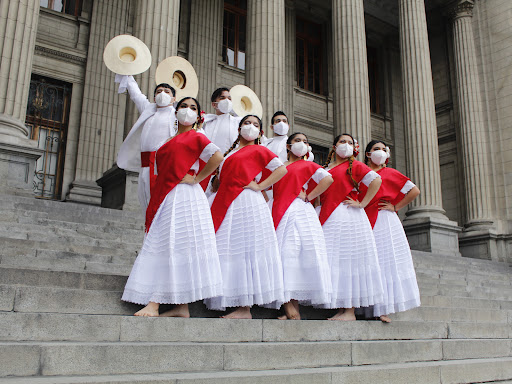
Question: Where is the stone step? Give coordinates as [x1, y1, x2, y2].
[0, 358, 511, 384]
[2, 339, 511, 377]
[1, 312, 511, 343]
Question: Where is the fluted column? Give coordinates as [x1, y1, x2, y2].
[133, 0, 180, 101]
[285, 2, 296, 129]
[0, 0, 43, 194]
[451, 0, 492, 228]
[246, 0, 286, 133]
[331, 0, 372, 147]
[188, 0, 223, 111]
[0, 0, 39, 141]
[399, 0, 461, 255]
[67, 0, 131, 204]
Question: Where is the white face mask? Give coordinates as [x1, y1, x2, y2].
[217, 99, 232, 114]
[155, 92, 172, 107]
[290, 141, 308, 157]
[370, 150, 388, 165]
[176, 107, 198, 126]
[240, 124, 260, 141]
[273, 121, 289, 136]
[335, 143, 353, 158]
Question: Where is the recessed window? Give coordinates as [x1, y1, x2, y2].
[40, 0, 82, 16]
[223, 0, 247, 70]
[367, 46, 381, 114]
[296, 17, 323, 94]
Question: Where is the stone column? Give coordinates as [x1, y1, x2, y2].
[285, 2, 296, 129]
[0, 0, 44, 194]
[450, 0, 496, 259]
[66, 0, 131, 205]
[399, 0, 461, 255]
[188, 0, 223, 111]
[331, 0, 372, 147]
[246, 0, 286, 134]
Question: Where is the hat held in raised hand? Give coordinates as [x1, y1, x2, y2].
[230, 85, 263, 119]
[155, 56, 199, 101]
[103, 34, 152, 76]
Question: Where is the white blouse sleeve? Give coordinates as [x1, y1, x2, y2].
[199, 142, 220, 163]
[360, 170, 380, 187]
[311, 168, 330, 183]
[400, 180, 416, 195]
[265, 157, 284, 172]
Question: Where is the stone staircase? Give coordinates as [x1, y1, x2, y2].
[0, 193, 511, 383]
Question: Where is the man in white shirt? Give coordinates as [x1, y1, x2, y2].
[263, 111, 289, 163]
[116, 75, 176, 212]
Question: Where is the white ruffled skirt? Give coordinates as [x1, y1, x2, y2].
[205, 189, 284, 311]
[122, 183, 223, 305]
[372, 210, 421, 316]
[322, 204, 384, 309]
[268, 198, 331, 308]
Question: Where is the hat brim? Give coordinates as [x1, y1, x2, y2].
[230, 85, 263, 119]
[103, 35, 152, 76]
[155, 57, 199, 101]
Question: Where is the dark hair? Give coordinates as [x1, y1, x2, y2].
[364, 140, 387, 165]
[286, 132, 307, 145]
[271, 111, 287, 125]
[238, 114, 263, 130]
[175, 97, 202, 129]
[154, 83, 176, 97]
[211, 87, 230, 103]
[324, 133, 359, 191]
[224, 115, 263, 157]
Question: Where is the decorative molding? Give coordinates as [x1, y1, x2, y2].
[444, 0, 474, 20]
[294, 114, 333, 134]
[34, 45, 87, 65]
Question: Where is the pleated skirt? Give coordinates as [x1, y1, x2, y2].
[205, 189, 284, 310]
[322, 204, 384, 309]
[122, 183, 223, 305]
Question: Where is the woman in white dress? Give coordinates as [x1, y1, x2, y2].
[361, 140, 421, 322]
[270, 132, 333, 319]
[207, 115, 288, 319]
[122, 97, 224, 318]
[319, 133, 384, 321]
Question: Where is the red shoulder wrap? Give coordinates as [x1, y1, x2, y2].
[145, 130, 211, 232]
[359, 167, 410, 229]
[272, 160, 320, 229]
[319, 160, 371, 226]
[211, 145, 277, 232]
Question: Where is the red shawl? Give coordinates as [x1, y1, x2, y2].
[319, 160, 372, 226]
[272, 160, 320, 229]
[211, 145, 277, 232]
[359, 167, 410, 228]
[145, 130, 211, 232]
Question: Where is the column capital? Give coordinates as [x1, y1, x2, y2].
[445, 0, 474, 20]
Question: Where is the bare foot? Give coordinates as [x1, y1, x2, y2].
[380, 315, 391, 323]
[221, 306, 252, 319]
[134, 302, 160, 317]
[277, 315, 288, 320]
[159, 304, 190, 318]
[282, 301, 301, 320]
[328, 308, 356, 321]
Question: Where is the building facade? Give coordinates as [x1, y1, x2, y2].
[0, 0, 510, 262]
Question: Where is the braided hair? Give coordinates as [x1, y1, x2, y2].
[175, 97, 202, 131]
[327, 133, 359, 191]
[224, 115, 263, 158]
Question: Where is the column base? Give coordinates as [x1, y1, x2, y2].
[96, 165, 141, 212]
[403, 216, 462, 257]
[458, 227, 505, 262]
[65, 180, 102, 206]
[0, 140, 43, 197]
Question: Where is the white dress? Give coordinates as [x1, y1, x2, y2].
[322, 171, 384, 309]
[205, 151, 285, 311]
[122, 143, 223, 305]
[372, 180, 421, 317]
[270, 168, 332, 308]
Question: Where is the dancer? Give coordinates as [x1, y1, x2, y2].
[207, 115, 287, 319]
[116, 75, 177, 211]
[262, 111, 289, 163]
[319, 134, 384, 321]
[361, 140, 421, 323]
[122, 97, 224, 318]
[271, 132, 333, 319]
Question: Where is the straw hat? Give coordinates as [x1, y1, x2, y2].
[103, 35, 151, 75]
[155, 56, 199, 101]
[230, 85, 263, 119]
